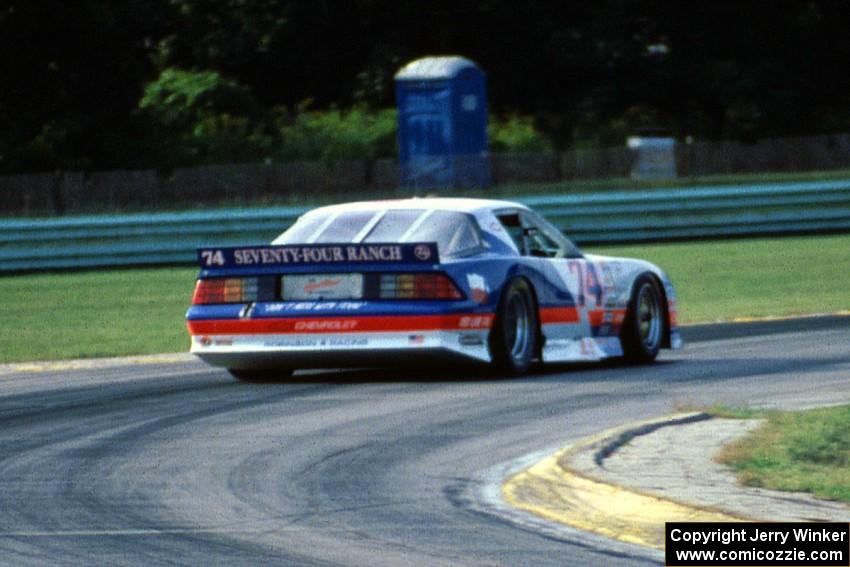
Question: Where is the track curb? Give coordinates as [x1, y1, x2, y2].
[501, 413, 754, 549]
[0, 352, 196, 376]
[680, 310, 850, 325]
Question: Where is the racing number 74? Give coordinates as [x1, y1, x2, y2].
[568, 261, 604, 307]
[201, 250, 225, 267]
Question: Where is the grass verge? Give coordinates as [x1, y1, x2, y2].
[0, 233, 848, 363]
[715, 405, 850, 502]
[466, 167, 850, 200]
[587, 233, 850, 323]
[0, 267, 196, 363]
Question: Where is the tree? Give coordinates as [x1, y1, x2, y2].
[138, 68, 275, 165]
[0, 0, 168, 172]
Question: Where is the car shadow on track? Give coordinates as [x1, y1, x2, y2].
[230, 357, 682, 385]
[236, 350, 848, 388]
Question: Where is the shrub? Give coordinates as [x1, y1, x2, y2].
[276, 106, 397, 163]
[489, 114, 553, 152]
[138, 68, 272, 165]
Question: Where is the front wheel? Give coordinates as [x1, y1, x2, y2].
[489, 278, 538, 376]
[620, 274, 664, 363]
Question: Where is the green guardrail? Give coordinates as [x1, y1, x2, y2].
[2, 179, 850, 271]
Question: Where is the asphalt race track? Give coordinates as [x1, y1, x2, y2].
[0, 317, 848, 566]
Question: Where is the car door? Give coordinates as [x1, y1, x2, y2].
[494, 209, 619, 360]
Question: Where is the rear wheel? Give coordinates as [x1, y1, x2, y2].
[227, 368, 293, 382]
[621, 274, 664, 363]
[489, 278, 538, 376]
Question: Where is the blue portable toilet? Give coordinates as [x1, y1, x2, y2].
[395, 56, 490, 189]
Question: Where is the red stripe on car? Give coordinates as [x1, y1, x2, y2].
[539, 307, 627, 326]
[539, 307, 580, 324]
[187, 313, 495, 335]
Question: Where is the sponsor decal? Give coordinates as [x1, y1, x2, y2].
[588, 309, 626, 328]
[304, 278, 343, 293]
[327, 337, 368, 347]
[264, 339, 319, 347]
[408, 334, 425, 345]
[236, 247, 345, 265]
[199, 336, 212, 346]
[214, 338, 233, 346]
[345, 245, 402, 262]
[602, 263, 630, 306]
[265, 301, 366, 313]
[458, 315, 493, 329]
[466, 273, 490, 304]
[458, 334, 484, 346]
[264, 337, 369, 348]
[413, 244, 432, 261]
[293, 320, 358, 331]
[197, 243, 438, 267]
[282, 273, 363, 300]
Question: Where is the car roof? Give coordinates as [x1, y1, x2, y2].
[303, 197, 529, 216]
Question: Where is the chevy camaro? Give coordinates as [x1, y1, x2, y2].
[186, 198, 682, 379]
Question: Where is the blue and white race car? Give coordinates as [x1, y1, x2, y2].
[186, 198, 682, 379]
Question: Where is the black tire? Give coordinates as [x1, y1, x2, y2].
[227, 368, 293, 382]
[620, 274, 664, 363]
[489, 278, 538, 376]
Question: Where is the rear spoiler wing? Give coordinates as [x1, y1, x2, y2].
[197, 242, 439, 269]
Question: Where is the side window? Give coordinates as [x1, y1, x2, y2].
[405, 211, 483, 257]
[496, 212, 527, 254]
[524, 211, 583, 258]
[496, 211, 563, 257]
[497, 209, 582, 258]
[522, 214, 561, 258]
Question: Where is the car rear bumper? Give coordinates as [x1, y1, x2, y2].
[190, 329, 492, 370]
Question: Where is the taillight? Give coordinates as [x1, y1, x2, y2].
[192, 277, 276, 305]
[378, 273, 463, 300]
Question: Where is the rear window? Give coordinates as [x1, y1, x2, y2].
[274, 209, 483, 257]
[361, 210, 421, 242]
[310, 211, 374, 243]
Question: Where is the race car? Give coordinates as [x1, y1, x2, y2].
[186, 198, 682, 379]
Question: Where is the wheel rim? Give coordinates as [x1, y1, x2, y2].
[505, 293, 531, 362]
[636, 283, 662, 351]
